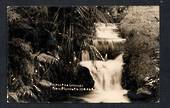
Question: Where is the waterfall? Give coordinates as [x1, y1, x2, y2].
[93, 22, 126, 56]
[79, 54, 129, 103]
[78, 22, 130, 103]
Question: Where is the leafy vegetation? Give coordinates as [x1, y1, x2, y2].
[119, 6, 159, 102]
[7, 6, 118, 102]
[7, 6, 159, 103]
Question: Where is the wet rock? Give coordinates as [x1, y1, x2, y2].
[76, 65, 94, 88]
[127, 88, 152, 101]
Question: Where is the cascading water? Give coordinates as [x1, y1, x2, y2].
[78, 22, 130, 103]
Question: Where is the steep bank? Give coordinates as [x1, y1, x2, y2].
[119, 6, 159, 102]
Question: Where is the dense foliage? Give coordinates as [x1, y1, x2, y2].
[7, 6, 159, 103]
[120, 6, 159, 102]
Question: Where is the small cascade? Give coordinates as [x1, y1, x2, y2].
[93, 22, 126, 53]
[78, 22, 129, 103]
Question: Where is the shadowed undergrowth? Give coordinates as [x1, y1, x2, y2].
[7, 6, 159, 103]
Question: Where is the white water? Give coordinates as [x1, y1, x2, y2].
[79, 54, 129, 103]
[78, 23, 129, 103]
[93, 22, 126, 52]
[94, 22, 126, 42]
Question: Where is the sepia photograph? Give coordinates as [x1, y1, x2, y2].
[7, 6, 159, 103]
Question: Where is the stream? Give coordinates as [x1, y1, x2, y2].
[78, 22, 130, 103]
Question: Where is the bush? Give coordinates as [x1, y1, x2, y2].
[120, 6, 159, 102]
